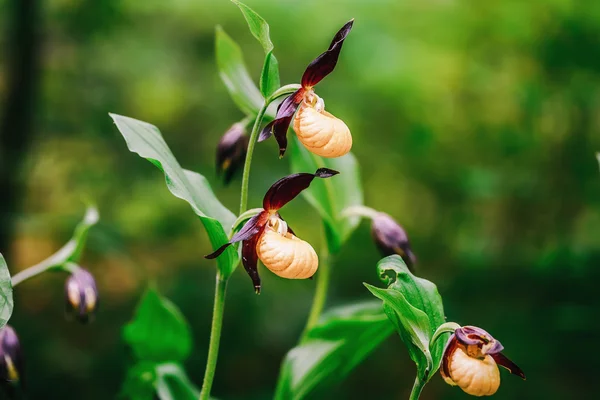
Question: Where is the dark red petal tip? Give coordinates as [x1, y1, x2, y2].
[263, 168, 339, 211]
[242, 235, 263, 294]
[491, 353, 526, 380]
[205, 242, 232, 259]
[301, 19, 354, 88]
[315, 168, 339, 178]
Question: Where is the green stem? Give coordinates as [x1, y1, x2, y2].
[239, 84, 301, 215]
[199, 273, 228, 400]
[201, 83, 301, 399]
[11, 259, 66, 287]
[239, 103, 268, 214]
[301, 244, 331, 338]
[409, 376, 425, 400]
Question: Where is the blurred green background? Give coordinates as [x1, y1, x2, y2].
[1, 0, 598, 398]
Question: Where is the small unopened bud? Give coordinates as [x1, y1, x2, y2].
[216, 122, 249, 185]
[0, 325, 23, 390]
[65, 268, 98, 323]
[371, 212, 416, 270]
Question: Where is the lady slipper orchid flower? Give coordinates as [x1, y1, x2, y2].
[258, 20, 354, 158]
[206, 168, 339, 293]
[441, 326, 525, 397]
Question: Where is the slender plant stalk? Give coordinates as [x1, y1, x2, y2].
[409, 376, 425, 400]
[200, 84, 300, 399]
[11, 259, 59, 287]
[199, 273, 228, 400]
[302, 240, 331, 338]
[239, 103, 269, 214]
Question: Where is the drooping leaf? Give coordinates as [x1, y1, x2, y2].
[365, 255, 446, 382]
[123, 288, 192, 363]
[231, 0, 274, 54]
[110, 114, 239, 278]
[260, 51, 280, 97]
[275, 301, 393, 400]
[0, 253, 13, 329]
[289, 136, 363, 253]
[215, 26, 264, 116]
[120, 362, 200, 400]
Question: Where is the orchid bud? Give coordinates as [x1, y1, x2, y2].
[216, 122, 248, 184]
[293, 91, 352, 158]
[0, 326, 23, 391]
[441, 326, 525, 397]
[65, 268, 98, 323]
[256, 215, 318, 279]
[371, 212, 416, 270]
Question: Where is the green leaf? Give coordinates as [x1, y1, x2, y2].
[231, 0, 274, 54]
[120, 362, 199, 400]
[260, 51, 280, 97]
[123, 288, 192, 363]
[0, 253, 13, 329]
[289, 137, 363, 253]
[365, 255, 446, 382]
[216, 26, 264, 116]
[110, 114, 239, 278]
[155, 363, 200, 400]
[275, 301, 393, 400]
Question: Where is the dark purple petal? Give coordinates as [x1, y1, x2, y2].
[491, 353, 526, 380]
[301, 19, 354, 88]
[258, 89, 304, 156]
[242, 233, 263, 294]
[216, 123, 248, 185]
[205, 212, 269, 259]
[263, 168, 339, 211]
[371, 212, 417, 271]
[258, 120, 276, 142]
[455, 326, 501, 348]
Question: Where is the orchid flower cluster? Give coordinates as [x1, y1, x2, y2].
[111, 1, 527, 399]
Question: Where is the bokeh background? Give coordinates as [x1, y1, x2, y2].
[1, 0, 598, 398]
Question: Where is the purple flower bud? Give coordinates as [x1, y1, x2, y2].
[65, 268, 98, 324]
[0, 325, 23, 390]
[370, 212, 416, 270]
[216, 122, 248, 185]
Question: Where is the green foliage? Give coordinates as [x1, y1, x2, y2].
[215, 26, 263, 116]
[109, 114, 239, 278]
[0, 253, 13, 329]
[365, 256, 446, 387]
[275, 301, 393, 400]
[289, 137, 363, 253]
[123, 288, 192, 362]
[121, 362, 199, 400]
[230, 0, 280, 98]
[260, 51, 280, 97]
[121, 288, 199, 400]
[231, 0, 274, 54]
